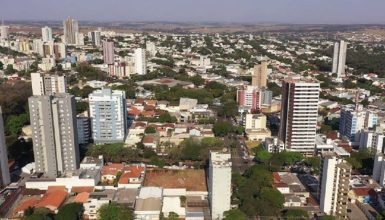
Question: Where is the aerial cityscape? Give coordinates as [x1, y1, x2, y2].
[1, 1, 385, 220]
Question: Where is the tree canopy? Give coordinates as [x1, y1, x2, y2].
[98, 203, 133, 220]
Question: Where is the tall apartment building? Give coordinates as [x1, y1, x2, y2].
[208, 151, 232, 220]
[358, 128, 384, 153]
[278, 80, 320, 155]
[146, 41, 157, 57]
[252, 61, 268, 88]
[29, 94, 80, 178]
[134, 48, 147, 75]
[339, 106, 378, 142]
[53, 42, 67, 59]
[237, 86, 273, 112]
[91, 31, 101, 47]
[319, 154, 351, 218]
[63, 17, 79, 45]
[41, 26, 53, 42]
[332, 40, 348, 79]
[31, 72, 67, 96]
[237, 86, 260, 111]
[77, 114, 91, 145]
[373, 153, 385, 187]
[89, 89, 127, 144]
[0, 107, 11, 187]
[103, 41, 114, 65]
[0, 24, 9, 40]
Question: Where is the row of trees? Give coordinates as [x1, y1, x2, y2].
[22, 202, 133, 220]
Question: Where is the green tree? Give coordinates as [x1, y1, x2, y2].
[4, 64, 15, 75]
[255, 150, 272, 164]
[223, 209, 247, 220]
[55, 203, 84, 220]
[304, 157, 321, 174]
[5, 113, 29, 135]
[145, 127, 157, 134]
[213, 121, 233, 137]
[22, 208, 53, 220]
[319, 215, 336, 220]
[98, 203, 133, 220]
[282, 209, 309, 220]
[0, 61, 3, 70]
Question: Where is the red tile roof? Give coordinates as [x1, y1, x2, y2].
[119, 166, 145, 184]
[14, 198, 40, 213]
[35, 190, 68, 211]
[102, 163, 124, 176]
[71, 186, 94, 193]
[353, 188, 373, 197]
[74, 192, 89, 203]
[143, 135, 156, 144]
[272, 172, 281, 183]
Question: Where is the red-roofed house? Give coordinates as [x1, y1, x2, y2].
[74, 192, 90, 203]
[14, 189, 68, 215]
[118, 165, 146, 189]
[35, 190, 68, 212]
[101, 163, 125, 183]
[143, 135, 158, 149]
[350, 188, 376, 204]
[14, 198, 40, 216]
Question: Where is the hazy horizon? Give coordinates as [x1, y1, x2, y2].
[1, 0, 385, 24]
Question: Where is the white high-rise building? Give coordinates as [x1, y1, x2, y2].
[31, 72, 67, 96]
[134, 48, 147, 75]
[332, 40, 348, 79]
[319, 154, 351, 218]
[0, 25, 9, 40]
[339, 106, 378, 143]
[41, 26, 53, 42]
[91, 31, 101, 47]
[278, 79, 320, 155]
[89, 89, 127, 144]
[373, 153, 385, 187]
[146, 41, 157, 57]
[208, 151, 232, 220]
[0, 106, 11, 187]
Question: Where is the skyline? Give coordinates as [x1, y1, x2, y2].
[1, 0, 385, 24]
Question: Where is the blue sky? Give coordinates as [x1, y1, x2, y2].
[1, 0, 385, 24]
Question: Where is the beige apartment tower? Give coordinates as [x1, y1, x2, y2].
[252, 61, 268, 88]
[319, 154, 351, 219]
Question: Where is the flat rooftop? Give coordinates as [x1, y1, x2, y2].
[135, 198, 162, 212]
[144, 169, 207, 192]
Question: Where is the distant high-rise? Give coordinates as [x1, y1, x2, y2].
[373, 153, 385, 187]
[0, 107, 11, 187]
[103, 41, 114, 65]
[0, 24, 9, 40]
[278, 79, 320, 155]
[91, 31, 101, 47]
[134, 48, 147, 75]
[89, 89, 127, 144]
[63, 17, 79, 45]
[252, 61, 268, 88]
[31, 72, 67, 96]
[29, 93, 80, 178]
[146, 41, 157, 57]
[41, 26, 53, 42]
[209, 151, 232, 220]
[319, 154, 351, 218]
[339, 107, 377, 142]
[332, 40, 348, 78]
